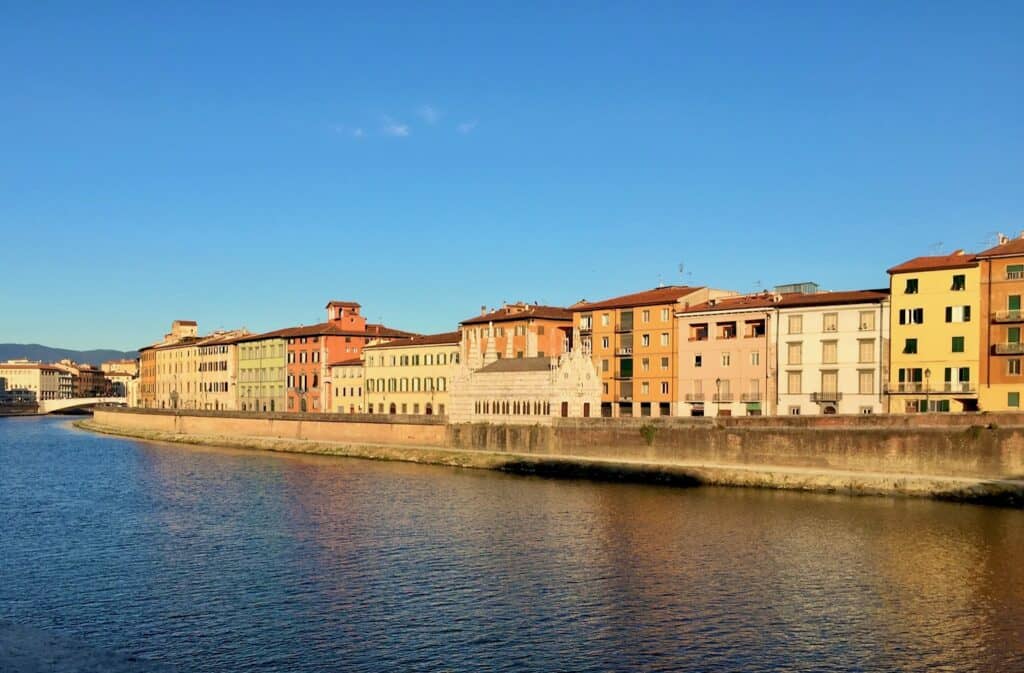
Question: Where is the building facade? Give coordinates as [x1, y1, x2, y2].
[0, 361, 62, 401]
[236, 335, 287, 413]
[774, 291, 890, 415]
[574, 286, 736, 417]
[329, 360, 364, 414]
[887, 251, 980, 413]
[449, 328, 600, 424]
[148, 325, 248, 410]
[364, 332, 461, 415]
[459, 303, 573, 362]
[977, 234, 1024, 411]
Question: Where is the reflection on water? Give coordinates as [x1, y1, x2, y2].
[1, 416, 1022, 672]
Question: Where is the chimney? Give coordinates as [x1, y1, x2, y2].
[999, 233, 1010, 244]
[1019, 231, 1024, 240]
[480, 305, 487, 316]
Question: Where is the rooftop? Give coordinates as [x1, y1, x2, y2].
[364, 331, 462, 350]
[976, 233, 1024, 259]
[460, 303, 572, 326]
[887, 251, 978, 274]
[478, 356, 553, 373]
[571, 285, 704, 311]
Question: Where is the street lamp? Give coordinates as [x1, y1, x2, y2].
[924, 368, 931, 413]
[715, 377, 722, 417]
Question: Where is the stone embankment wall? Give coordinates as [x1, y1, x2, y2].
[93, 407, 1024, 482]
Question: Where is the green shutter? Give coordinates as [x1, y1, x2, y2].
[1011, 296, 1022, 311]
[1010, 328, 1021, 344]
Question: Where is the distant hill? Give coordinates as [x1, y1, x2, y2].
[0, 344, 137, 366]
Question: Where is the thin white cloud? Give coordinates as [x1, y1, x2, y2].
[351, 127, 365, 139]
[383, 117, 410, 137]
[331, 124, 365, 140]
[417, 105, 441, 125]
[457, 120, 478, 134]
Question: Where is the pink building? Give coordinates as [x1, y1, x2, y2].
[677, 293, 780, 416]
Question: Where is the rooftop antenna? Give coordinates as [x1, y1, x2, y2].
[657, 273, 664, 288]
[928, 241, 944, 255]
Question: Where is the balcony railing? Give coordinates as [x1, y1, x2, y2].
[740, 392, 762, 402]
[992, 311, 1024, 323]
[1008, 271, 1024, 280]
[579, 325, 593, 334]
[994, 342, 1024, 355]
[810, 391, 843, 403]
[712, 393, 734, 403]
[684, 393, 705, 402]
[886, 382, 925, 393]
[885, 382, 977, 395]
[615, 347, 633, 356]
[615, 323, 633, 333]
[942, 381, 976, 393]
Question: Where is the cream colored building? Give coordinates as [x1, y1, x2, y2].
[364, 332, 461, 415]
[101, 359, 139, 376]
[775, 290, 890, 415]
[152, 327, 248, 410]
[449, 327, 601, 425]
[329, 360, 364, 413]
[0, 360, 62, 401]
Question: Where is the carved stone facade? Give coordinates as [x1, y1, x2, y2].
[449, 324, 601, 425]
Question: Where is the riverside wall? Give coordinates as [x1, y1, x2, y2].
[87, 407, 1024, 504]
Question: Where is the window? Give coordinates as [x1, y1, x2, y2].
[788, 315, 802, 334]
[951, 336, 965, 353]
[951, 274, 966, 291]
[905, 278, 919, 294]
[661, 357, 669, 370]
[787, 342, 802, 365]
[537, 325, 545, 335]
[858, 370, 874, 395]
[789, 406, 801, 415]
[641, 334, 650, 347]
[600, 313, 610, 326]
[899, 308, 925, 325]
[641, 310, 650, 323]
[660, 333, 670, 346]
[641, 357, 650, 372]
[1010, 359, 1021, 376]
[822, 341, 838, 363]
[821, 371, 839, 394]
[1010, 296, 1022, 312]
[641, 382, 649, 394]
[694, 354, 702, 367]
[858, 339, 875, 363]
[944, 306, 971, 323]
[1010, 392, 1020, 408]
[823, 313, 838, 332]
[1008, 265, 1024, 280]
[602, 359, 609, 372]
[1010, 327, 1021, 344]
[787, 372, 801, 395]
[750, 351, 760, 366]
[661, 308, 670, 321]
[661, 382, 669, 394]
[904, 338, 918, 354]
[601, 337, 610, 349]
[721, 353, 731, 366]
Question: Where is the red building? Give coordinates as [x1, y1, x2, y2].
[279, 301, 415, 412]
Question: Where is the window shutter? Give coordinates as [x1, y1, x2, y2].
[945, 306, 952, 322]
[963, 306, 971, 322]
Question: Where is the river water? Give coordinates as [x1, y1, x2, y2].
[1, 416, 1022, 672]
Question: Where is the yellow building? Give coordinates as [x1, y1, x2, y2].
[363, 332, 461, 416]
[329, 360, 364, 413]
[887, 251, 980, 413]
[152, 327, 249, 410]
[571, 285, 734, 417]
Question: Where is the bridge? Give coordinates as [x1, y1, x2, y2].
[37, 397, 127, 414]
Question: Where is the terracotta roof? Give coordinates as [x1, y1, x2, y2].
[364, 331, 462, 350]
[682, 293, 792, 314]
[887, 251, 977, 274]
[328, 359, 364, 368]
[777, 289, 890, 308]
[478, 356, 552, 373]
[976, 236, 1024, 259]
[233, 322, 417, 343]
[325, 300, 361, 308]
[173, 320, 197, 325]
[0, 364, 62, 372]
[571, 286, 704, 311]
[460, 304, 572, 326]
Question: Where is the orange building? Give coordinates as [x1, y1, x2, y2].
[138, 347, 157, 407]
[459, 303, 573, 362]
[571, 285, 735, 417]
[278, 301, 415, 412]
[977, 233, 1024, 410]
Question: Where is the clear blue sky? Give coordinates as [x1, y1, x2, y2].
[2, 2, 1021, 351]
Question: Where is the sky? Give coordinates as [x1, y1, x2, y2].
[1, 2, 1021, 350]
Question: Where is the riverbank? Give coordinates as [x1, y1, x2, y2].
[75, 418, 1024, 506]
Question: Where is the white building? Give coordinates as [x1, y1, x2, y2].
[0, 360, 62, 401]
[775, 290, 890, 415]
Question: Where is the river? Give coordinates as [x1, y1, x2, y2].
[1, 416, 1022, 672]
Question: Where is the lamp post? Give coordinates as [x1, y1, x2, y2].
[715, 377, 722, 417]
[924, 368, 931, 413]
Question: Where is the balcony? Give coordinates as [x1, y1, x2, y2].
[886, 382, 925, 393]
[579, 325, 593, 334]
[740, 392, 762, 402]
[942, 381, 976, 394]
[615, 323, 633, 333]
[884, 382, 977, 395]
[1008, 271, 1024, 280]
[712, 392, 734, 403]
[993, 311, 1024, 323]
[615, 347, 633, 356]
[994, 342, 1024, 355]
[810, 391, 843, 403]
[684, 393, 705, 402]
